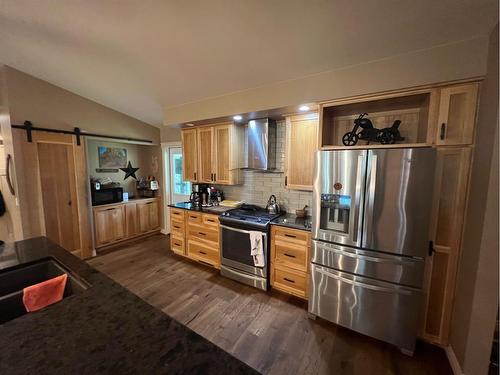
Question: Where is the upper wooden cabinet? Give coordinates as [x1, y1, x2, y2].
[197, 127, 214, 183]
[181, 129, 198, 182]
[285, 113, 319, 190]
[435, 83, 479, 146]
[181, 123, 242, 185]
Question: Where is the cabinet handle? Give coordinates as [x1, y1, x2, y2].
[207, 219, 215, 223]
[199, 251, 207, 255]
[190, 215, 197, 219]
[285, 176, 288, 186]
[440, 123, 446, 140]
[284, 234, 296, 238]
[284, 277, 295, 283]
[194, 172, 197, 180]
[214, 173, 216, 181]
[284, 253, 296, 258]
[173, 225, 181, 229]
[428, 240, 435, 256]
[6, 154, 15, 195]
[174, 242, 181, 246]
[106, 208, 115, 211]
[198, 232, 206, 236]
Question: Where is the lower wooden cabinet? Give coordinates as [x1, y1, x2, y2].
[93, 198, 161, 249]
[270, 225, 311, 299]
[94, 205, 126, 247]
[169, 208, 220, 269]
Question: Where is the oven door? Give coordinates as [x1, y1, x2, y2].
[220, 225, 267, 277]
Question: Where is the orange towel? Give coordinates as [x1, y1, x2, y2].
[22, 274, 68, 312]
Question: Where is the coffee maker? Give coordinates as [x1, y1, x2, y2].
[190, 183, 208, 207]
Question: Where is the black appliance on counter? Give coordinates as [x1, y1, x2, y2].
[189, 183, 208, 207]
[91, 185, 123, 206]
[219, 204, 283, 290]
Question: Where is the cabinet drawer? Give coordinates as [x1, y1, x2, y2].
[272, 266, 308, 299]
[171, 219, 185, 236]
[170, 208, 185, 220]
[188, 224, 219, 244]
[273, 226, 310, 247]
[171, 235, 185, 256]
[186, 211, 203, 224]
[187, 239, 220, 268]
[202, 214, 219, 229]
[274, 240, 308, 272]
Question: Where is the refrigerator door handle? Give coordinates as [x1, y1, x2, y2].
[351, 154, 365, 243]
[315, 266, 416, 295]
[364, 153, 377, 245]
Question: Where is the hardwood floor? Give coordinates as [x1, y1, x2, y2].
[88, 234, 452, 375]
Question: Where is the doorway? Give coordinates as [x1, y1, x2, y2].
[168, 146, 191, 204]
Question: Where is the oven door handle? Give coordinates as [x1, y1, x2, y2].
[220, 224, 268, 238]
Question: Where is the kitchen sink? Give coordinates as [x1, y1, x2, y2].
[0, 258, 90, 324]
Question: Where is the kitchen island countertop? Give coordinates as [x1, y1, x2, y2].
[0, 237, 258, 375]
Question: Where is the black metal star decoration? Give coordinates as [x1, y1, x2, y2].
[120, 161, 140, 180]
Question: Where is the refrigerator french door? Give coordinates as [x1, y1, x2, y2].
[310, 147, 436, 354]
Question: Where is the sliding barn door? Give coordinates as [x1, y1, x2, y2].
[12, 130, 92, 258]
[37, 142, 80, 252]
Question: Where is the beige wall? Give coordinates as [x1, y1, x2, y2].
[161, 125, 181, 143]
[163, 36, 488, 125]
[5, 66, 160, 143]
[87, 139, 160, 196]
[450, 24, 499, 375]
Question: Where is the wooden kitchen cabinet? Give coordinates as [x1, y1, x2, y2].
[197, 126, 214, 183]
[181, 123, 242, 185]
[137, 200, 160, 233]
[94, 205, 126, 247]
[93, 198, 161, 249]
[421, 147, 472, 345]
[270, 226, 311, 299]
[169, 208, 186, 256]
[435, 83, 479, 146]
[181, 128, 198, 182]
[285, 113, 319, 190]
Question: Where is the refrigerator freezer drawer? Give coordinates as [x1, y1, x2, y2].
[309, 264, 421, 352]
[311, 240, 424, 288]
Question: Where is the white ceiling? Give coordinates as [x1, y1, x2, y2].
[0, 0, 497, 126]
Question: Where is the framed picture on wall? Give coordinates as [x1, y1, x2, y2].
[98, 147, 127, 168]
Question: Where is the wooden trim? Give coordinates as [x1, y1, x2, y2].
[445, 345, 464, 375]
[318, 77, 483, 107]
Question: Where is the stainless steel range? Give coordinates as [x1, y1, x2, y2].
[219, 204, 282, 290]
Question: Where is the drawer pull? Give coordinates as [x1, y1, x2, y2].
[284, 253, 296, 258]
[198, 232, 206, 236]
[174, 242, 181, 246]
[199, 251, 207, 255]
[284, 234, 296, 238]
[190, 215, 197, 219]
[173, 225, 181, 229]
[284, 277, 295, 283]
[207, 219, 215, 223]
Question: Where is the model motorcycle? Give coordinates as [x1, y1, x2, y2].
[342, 113, 405, 146]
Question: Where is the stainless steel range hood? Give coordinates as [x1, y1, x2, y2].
[242, 118, 277, 170]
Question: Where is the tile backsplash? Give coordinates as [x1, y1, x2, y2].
[215, 120, 312, 212]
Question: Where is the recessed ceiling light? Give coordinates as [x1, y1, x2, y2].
[233, 115, 243, 121]
[186, 123, 194, 127]
[299, 105, 310, 112]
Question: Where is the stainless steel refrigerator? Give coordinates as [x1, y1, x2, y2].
[309, 147, 436, 354]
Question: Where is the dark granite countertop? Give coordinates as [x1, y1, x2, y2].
[169, 202, 233, 215]
[271, 214, 312, 231]
[0, 237, 258, 375]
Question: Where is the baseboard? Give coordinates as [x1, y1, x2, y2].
[446, 345, 464, 375]
[161, 229, 169, 235]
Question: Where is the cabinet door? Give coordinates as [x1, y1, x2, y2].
[94, 209, 114, 246]
[148, 200, 160, 230]
[181, 129, 198, 182]
[422, 147, 471, 345]
[436, 83, 478, 146]
[111, 206, 125, 241]
[125, 203, 138, 238]
[285, 113, 319, 190]
[213, 124, 231, 184]
[137, 203, 150, 233]
[197, 127, 214, 183]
